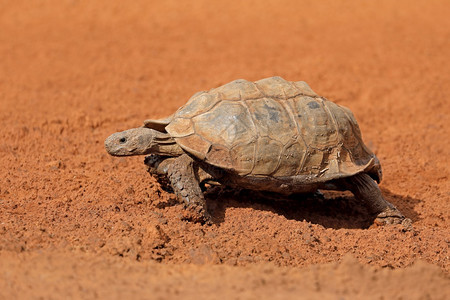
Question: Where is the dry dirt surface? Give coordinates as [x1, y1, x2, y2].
[0, 0, 449, 299]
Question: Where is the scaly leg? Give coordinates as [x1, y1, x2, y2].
[344, 173, 408, 226]
[166, 154, 211, 224]
[145, 154, 173, 192]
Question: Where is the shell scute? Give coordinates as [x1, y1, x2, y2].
[143, 114, 174, 131]
[252, 137, 283, 175]
[175, 92, 220, 119]
[293, 81, 318, 97]
[211, 79, 263, 100]
[230, 141, 256, 175]
[175, 135, 211, 159]
[291, 96, 339, 150]
[272, 141, 306, 177]
[205, 144, 233, 169]
[302, 149, 327, 175]
[255, 76, 299, 98]
[165, 117, 194, 138]
[192, 101, 256, 148]
[246, 98, 296, 145]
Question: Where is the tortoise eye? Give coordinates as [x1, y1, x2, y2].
[119, 137, 127, 143]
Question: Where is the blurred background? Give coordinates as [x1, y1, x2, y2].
[0, 0, 449, 298]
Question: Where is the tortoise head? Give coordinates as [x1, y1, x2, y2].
[105, 127, 184, 157]
[105, 127, 156, 156]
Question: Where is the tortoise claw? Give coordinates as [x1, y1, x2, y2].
[373, 207, 412, 230]
[182, 204, 212, 225]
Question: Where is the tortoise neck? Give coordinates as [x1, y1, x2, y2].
[150, 131, 185, 157]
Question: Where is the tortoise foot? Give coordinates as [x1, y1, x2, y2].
[145, 155, 174, 191]
[168, 154, 211, 225]
[145, 154, 166, 171]
[182, 204, 212, 225]
[373, 207, 412, 229]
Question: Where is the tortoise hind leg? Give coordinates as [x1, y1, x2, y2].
[166, 154, 211, 224]
[344, 173, 408, 225]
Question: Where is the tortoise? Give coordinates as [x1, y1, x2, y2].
[105, 76, 406, 225]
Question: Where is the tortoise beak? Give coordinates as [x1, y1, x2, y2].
[104, 132, 124, 156]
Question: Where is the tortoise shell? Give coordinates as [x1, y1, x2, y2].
[146, 77, 381, 182]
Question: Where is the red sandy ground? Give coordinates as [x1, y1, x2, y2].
[0, 0, 449, 298]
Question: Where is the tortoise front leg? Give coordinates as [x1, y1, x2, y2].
[166, 154, 211, 224]
[145, 154, 173, 192]
[344, 173, 409, 226]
